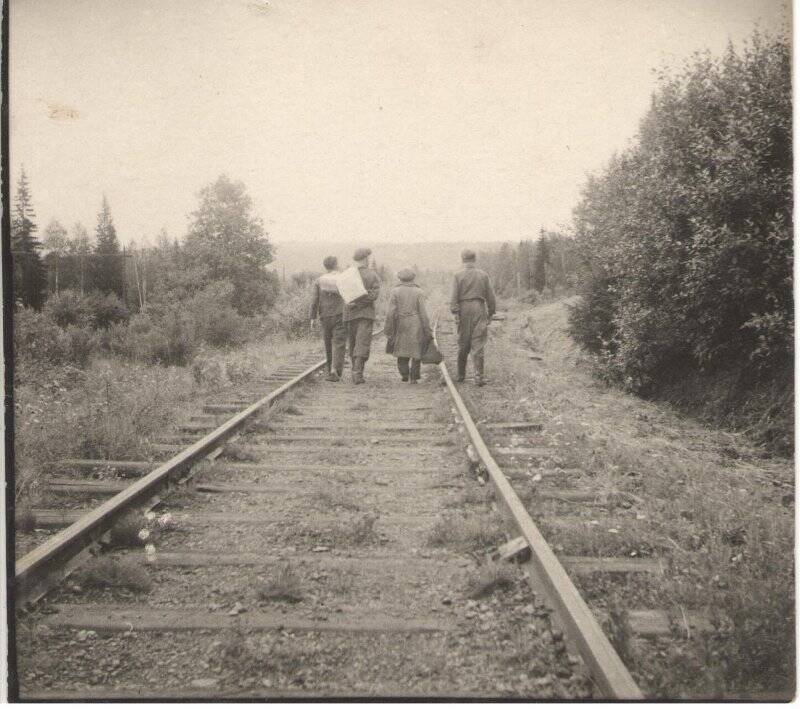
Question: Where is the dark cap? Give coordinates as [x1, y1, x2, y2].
[461, 248, 476, 262]
[397, 268, 415, 282]
[322, 255, 338, 270]
[353, 247, 372, 261]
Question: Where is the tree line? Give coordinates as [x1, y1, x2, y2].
[476, 230, 580, 301]
[11, 173, 288, 369]
[12, 171, 278, 317]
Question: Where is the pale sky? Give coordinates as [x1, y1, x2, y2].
[10, 0, 789, 248]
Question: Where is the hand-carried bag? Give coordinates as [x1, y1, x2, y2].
[420, 336, 443, 365]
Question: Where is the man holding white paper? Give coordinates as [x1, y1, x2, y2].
[340, 247, 381, 384]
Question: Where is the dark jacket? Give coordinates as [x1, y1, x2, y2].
[309, 273, 344, 319]
[450, 264, 496, 318]
[385, 282, 432, 359]
[343, 266, 381, 322]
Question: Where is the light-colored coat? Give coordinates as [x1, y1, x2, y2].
[385, 282, 432, 359]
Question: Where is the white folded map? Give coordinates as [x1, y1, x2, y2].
[335, 265, 368, 304]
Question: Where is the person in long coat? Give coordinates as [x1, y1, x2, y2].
[384, 268, 433, 383]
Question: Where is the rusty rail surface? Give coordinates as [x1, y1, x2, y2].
[434, 317, 644, 700]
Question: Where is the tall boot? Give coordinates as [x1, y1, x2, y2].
[409, 358, 420, 383]
[456, 351, 468, 383]
[352, 357, 365, 384]
[397, 357, 409, 382]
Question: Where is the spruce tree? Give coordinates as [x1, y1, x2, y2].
[68, 222, 93, 295]
[11, 167, 46, 309]
[90, 196, 124, 298]
[532, 230, 550, 293]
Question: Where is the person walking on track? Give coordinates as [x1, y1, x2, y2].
[450, 248, 496, 386]
[309, 255, 346, 381]
[384, 268, 432, 384]
[343, 247, 381, 385]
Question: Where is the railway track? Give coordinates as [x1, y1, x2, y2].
[14, 324, 648, 699]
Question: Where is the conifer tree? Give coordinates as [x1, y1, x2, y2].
[90, 196, 124, 298]
[532, 230, 550, 293]
[68, 222, 93, 295]
[11, 167, 46, 309]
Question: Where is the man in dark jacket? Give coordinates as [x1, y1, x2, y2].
[450, 249, 496, 385]
[343, 247, 381, 384]
[310, 255, 346, 381]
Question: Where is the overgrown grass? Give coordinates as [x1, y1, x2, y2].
[13, 336, 313, 506]
[471, 298, 795, 699]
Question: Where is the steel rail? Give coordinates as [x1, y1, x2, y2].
[16, 327, 384, 604]
[15, 356, 331, 603]
[434, 318, 644, 700]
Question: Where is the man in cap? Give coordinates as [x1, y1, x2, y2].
[343, 247, 381, 384]
[450, 248, 496, 385]
[310, 255, 346, 381]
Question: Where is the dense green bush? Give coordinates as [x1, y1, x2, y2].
[44, 289, 90, 327]
[14, 308, 72, 365]
[569, 31, 792, 396]
[43, 289, 129, 330]
[85, 291, 130, 329]
[183, 281, 246, 348]
[267, 287, 314, 340]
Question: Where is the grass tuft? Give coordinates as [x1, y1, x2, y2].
[427, 511, 505, 551]
[221, 443, 259, 462]
[258, 563, 303, 603]
[77, 556, 152, 592]
[107, 511, 147, 549]
[314, 489, 361, 512]
[15, 504, 37, 533]
[464, 562, 517, 599]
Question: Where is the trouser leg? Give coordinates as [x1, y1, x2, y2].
[456, 309, 472, 381]
[331, 317, 346, 375]
[322, 318, 334, 372]
[353, 319, 373, 362]
[347, 321, 357, 368]
[348, 319, 373, 383]
[456, 350, 468, 380]
[352, 356, 365, 384]
[410, 358, 420, 381]
[471, 310, 489, 384]
[397, 357, 409, 380]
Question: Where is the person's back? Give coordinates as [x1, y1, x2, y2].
[342, 247, 381, 384]
[385, 268, 431, 383]
[310, 256, 346, 381]
[450, 249, 496, 385]
[312, 271, 344, 319]
[451, 264, 495, 310]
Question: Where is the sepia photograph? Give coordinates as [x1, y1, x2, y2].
[5, 0, 794, 701]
